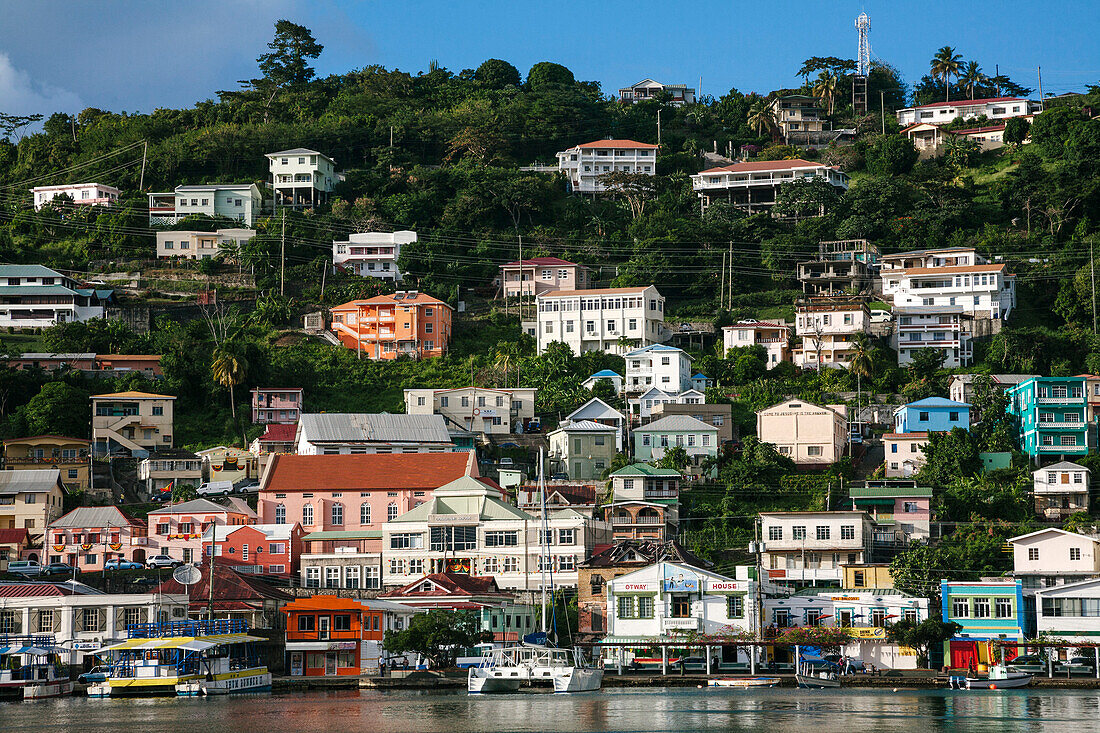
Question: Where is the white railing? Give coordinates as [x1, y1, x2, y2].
[1037, 397, 1084, 405]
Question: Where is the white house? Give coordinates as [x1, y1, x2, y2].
[722, 320, 790, 368]
[631, 387, 706, 420]
[618, 79, 696, 106]
[625, 344, 692, 394]
[563, 397, 626, 451]
[792, 295, 870, 369]
[32, 183, 119, 210]
[266, 148, 339, 209]
[547, 420, 618, 481]
[892, 307, 974, 368]
[690, 159, 849, 213]
[0, 265, 111, 328]
[155, 228, 254, 260]
[581, 370, 624, 394]
[880, 251, 1015, 321]
[1035, 577, 1100, 643]
[294, 412, 455, 455]
[404, 387, 538, 438]
[895, 96, 1036, 127]
[1032, 461, 1090, 519]
[556, 139, 658, 193]
[147, 184, 263, 227]
[1009, 528, 1100, 593]
[333, 231, 416, 281]
[536, 286, 670, 356]
[759, 511, 874, 586]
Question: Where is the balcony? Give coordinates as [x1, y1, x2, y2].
[662, 617, 699, 631]
[1037, 396, 1084, 405]
[611, 514, 663, 525]
[643, 489, 678, 500]
[1037, 421, 1085, 429]
[765, 567, 843, 582]
[1038, 444, 1087, 453]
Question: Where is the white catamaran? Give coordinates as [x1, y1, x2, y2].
[0, 636, 74, 700]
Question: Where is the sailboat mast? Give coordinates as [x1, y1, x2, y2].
[539, 447, 547, 635]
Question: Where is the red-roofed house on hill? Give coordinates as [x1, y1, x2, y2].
[556, 139, 658, 193]
[0, 527, 32, 569]
[205, 523, 304, 578]
[690, 159, 849, 214]
[250, 423, 297, 454]
[380, 573, 539, 643]
[329, 290, 453, 360]
[47, 506, 150, 571]
[896, 96, 1037, 127]
[497, 257, 592, 298]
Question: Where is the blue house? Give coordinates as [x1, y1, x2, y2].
[894, 397, 970, 434]
[941, 579, 1029, 669]
[691, 373, 713, 392]
[1006, 376, 1089, 458]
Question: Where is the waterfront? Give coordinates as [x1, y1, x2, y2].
[6, 687, 1100, 732]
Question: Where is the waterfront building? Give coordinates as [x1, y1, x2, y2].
[941, 579, 1028, 668]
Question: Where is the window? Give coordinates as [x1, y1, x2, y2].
[331, 503, 344, 526]
[952, 598, 970, 618]
[852, 570, 866, 588]
[302, 503, 314, 526]
[792, 526, 806, 540]
[81, 608, 99, 631]
[275, 504, 286, 524]
[919, 411, 930, 422]
[333, 614, 352, 632]
[390, 533, 423, 549]
[949, 411, 959, 421]
[558, 529, 575, 545]
[671, 596, 691, 618]
[973, 598, 991, 618]
[37, 609, 54, 633]
[637, 596, 653, 618]
[816, 526, 830, 540]
[409, 559, 424, 574]
[152, 406, 163, 416]
[617, 596, 634, 619]
[840, 525, 855, 540]
[298, 614, 316, 632]
[269, 543, 285, 554]
[388, 503, 398, 521]
[807, 445, 822, 456]
[726, 596, 744, 618]
[485, 531, 518, 547]
[1028, 547, 1039, 561]
[430, 526, 477, 552]
[768, 526, 783, 541]
[305, 567, 320, 588]
[995, 597, 1013, 618]
[1071, 547, 1082, 561]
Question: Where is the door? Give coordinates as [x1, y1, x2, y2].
[319, 616, 330, 641]
[325, 653, 337, 675]
[950, 640, 978, 669]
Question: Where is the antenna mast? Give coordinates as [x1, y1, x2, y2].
[853, 12, 870, 115]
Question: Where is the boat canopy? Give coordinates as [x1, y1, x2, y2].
[94, 633, 264, 654]
[0, 645, 53, 655]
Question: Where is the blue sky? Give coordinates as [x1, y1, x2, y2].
[1, 0, 1098, 117]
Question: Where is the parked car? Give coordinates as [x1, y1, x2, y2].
[870, 309, 892, 324]
[41, 562, 78, 577]
[197, 481, 234, 497]
[1006, 654, 1050, 674]
[146, 555, 182, 569]
[1064, 656, 1097, 675]
[5, 560, 42, 577]
[499, 458, 514, 466]
[104, 558, 143, 571]
[78, 666, 109, 684]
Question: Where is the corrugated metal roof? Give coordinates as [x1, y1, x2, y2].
[848, 485, 933, 498]
[50, 506, 142, 528]
[634, 415, 717, 432]
[0, 285, 78, 297]
[552, 420, 617, 434]
[0, 265, 66, 277]
[17, 352, 95, 360]
[299, 412, 451, 444]
[0, 469, 62, 495]
[610, 464, 681, 478]
[148, 498, 253, 516]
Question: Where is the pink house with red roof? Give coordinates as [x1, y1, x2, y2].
[556, 139, 658, 193]
[690, 158, 849, 213]
[146, 497, 256, 564]
[497, 257, 591, 297]
[896, 96, 1037, 127]
[721, 319, 790, 368]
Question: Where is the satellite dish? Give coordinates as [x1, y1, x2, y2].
[172, 564, 202, 585]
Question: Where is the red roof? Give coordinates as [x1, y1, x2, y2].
[381, 572, 504, 599]
[0, 584, 74, 597]
[951, 123, 1008, 135]
[910, 96, 1027, 110]
[0, 528, 31, 545]
[698, 158, 839, 175]
[502, 257, 580, 268]
[330, 292, 452, 311]
[261, 453, 475, 492]
[574, 139, 658, 149]
[257, 424, 297, 443]
[2, 435, 90, 445]
[156, 560, 293, 602]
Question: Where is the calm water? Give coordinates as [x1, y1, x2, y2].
[5, 687, 1100, 732]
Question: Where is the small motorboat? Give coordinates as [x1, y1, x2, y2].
[708, 677, 781, 688]
[949, 664, 1032, 690]
[796, 671, 840, 688]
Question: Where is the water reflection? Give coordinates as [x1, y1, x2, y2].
[6, 688, 1100, 732]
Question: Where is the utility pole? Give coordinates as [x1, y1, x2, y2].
[995, 64, 1001, 96]
[720, 250, 726, 311]
[320, 259, 327, 301]
[279, 209, 286, 297]
[1037, 66, 1045, 111]
[657, 109, 661, 146]
[139, 141, 148, 191]
[1091, 238, 1097, 335]
[389, 126, 394, 148]
[728, 240, 733, 310]
[880, 91, 886, 135]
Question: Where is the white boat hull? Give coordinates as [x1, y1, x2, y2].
[709, 677, 781, 688]
[199, 670, 272, 696]
[23, 680, 73, 699]
[86, 682, 111, 698]
[552, 667, 603, 693]
[796, 674, 840, 689]
[964, 674, 1032, 689]
[468, 673, 525, 694]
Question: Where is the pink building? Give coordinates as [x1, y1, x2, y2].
[205, 523, 304, 577]
[258, 453, 479, 555]
[32, 183, 120, 210]
[497, 257, 592, 298]
[848, 481, 932, 540]
[251, 387, 303, 424]
[146, 497, 256, 564]
[47, 506, 151, 570]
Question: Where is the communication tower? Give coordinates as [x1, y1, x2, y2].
[852, 12, 870, 114]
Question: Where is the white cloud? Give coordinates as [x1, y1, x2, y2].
[0, 51, 82, 117]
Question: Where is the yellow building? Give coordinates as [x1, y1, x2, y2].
[0, 469, 67, 540]
[3, 435, 91, 490]
[842, 563, 895, 590]
[92, 391, 175, 457]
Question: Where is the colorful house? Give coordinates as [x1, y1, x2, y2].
[893, 397, 970, 433]
[157, 560, 293, 627]
[206, 523, 305, 577]
[0, 527, 33, 569]
[941, 579, 1028, 669]
[281, 595, 385, 676]
[330, 291, 453, 360]
[47, 506, 150, 570]
[0, 469, 67, 540]
[847, 480, 933, 540]
[1007, 376, 1089, 458]
[2, 435, 91, 491]
[146, 497, 256, 564]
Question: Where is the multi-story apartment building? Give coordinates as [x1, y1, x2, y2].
[792, 295, 870, 369]
[91, 391, 175, 458]
[146, 497, 255, 564]
[1032, 461, 1090, 520]
[797, 239, 879, 295]
[601, 464, 680, 542]
[618, 79, 696, 106]
[690, 159, 849, 213]
[721, 320, 790, 367]
[881, 248, 1015, 321]
[2, 436, 90, 491]
[206, 523, 304, 577]
[896, 96, 1037, 127]
[892, 307, 974, 368]
[556, 139, 658, 193]
[47, 506, 151, 571]
[155, 228, 254, 260]
[759, 511, 875, 586]
[757, 399, 848, 466]
[147, 184, 262, 226]
[0, 469, 66, 540]
[848, 480, 933, 540]
[381, 475, 610, 590]
[941, 579, 1029, 667]
[404, 387, 537, 438]
[330, 291, 453, 360]
[548, 420, 618, 480]
[498, 257, 592, 297]
[266, 148, 339, 209]
[0, 265, 112, 328]
[624, 344, 692, 394]
[948, 374, 1036, 418]
[251, 387, 303, 425]
[333, 231, 416, 281]
[535, 285, 670, 355]
[295, 412, 454, 454]
[1008, 528, 1100, 593]
[768, 95, 825, 141]
[633, 415, 719, 472]
[32, 183, 120, 210]
[137, 450, 202, 493]
[1007, 376, 1089, 458]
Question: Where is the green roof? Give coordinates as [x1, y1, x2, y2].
[303, 530, 382, 540]
[610, 463, 681, 478]
[391, 475, 531, 523]
[848, 485, 933, 499]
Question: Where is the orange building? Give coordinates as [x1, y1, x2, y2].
[282, 595, 384, 676]
[330, 291, 453, 360]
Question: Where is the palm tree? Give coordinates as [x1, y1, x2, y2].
[960, 61, 985, 100]
[930, 47, 964, 103]
[746, 99, 777, 139]
[848, 332, 874, 440]
[211, 342, 248, 419]
[813, 71, 839, 115]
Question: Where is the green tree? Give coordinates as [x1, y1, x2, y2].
[258, 20, 324, 87]
[1003, 116, 1031, 148]
[812, 71, 839, 115]
[959, 61, 986, 100]
[21, 382, 91, 438]
[916, 427, 982, 488]
[475, 59, 521, 89]
[589, 378, 621, 409]
[886, 618, 963, 668]
[930, 46, 963, 102]
[211, 342, 249, 419]
[864, 134, 919, 176]
[657, 445, 690, 472]
[968, 375, 1014, 452]
[526, 62, 575, 91]
[773, 178, 841, 220]
[382, 610, 488, 668]
[746, 98, 777, 138]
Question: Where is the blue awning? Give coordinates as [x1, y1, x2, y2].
[0, 646, 52, 655]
